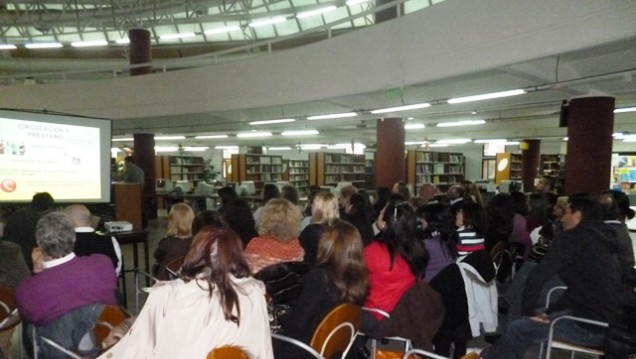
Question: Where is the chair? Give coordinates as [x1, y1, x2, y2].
[271, 302, 361, 359]
[0, 285, 22, 358]
[165, 255, 185, 280]
[207, 345, 250, 359]
[134, 269, 159, 313]
[360, 307, 413, 359]
[401, 348, 450, 359]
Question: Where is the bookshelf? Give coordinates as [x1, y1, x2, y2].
[540, 154, 562, 177]
[365, 159, 375, 190]
[284, 159, 310, 193]
[406, 150, 465, 193]
[230, 154, 284, 192]
[495, 152, 522, 185]
[156, 155, 205, 184]
[309, 152, 369, 188]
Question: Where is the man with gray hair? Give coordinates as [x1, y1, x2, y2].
[16, 212, 117, 357]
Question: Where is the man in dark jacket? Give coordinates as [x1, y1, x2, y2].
[481, 196, 626, 359]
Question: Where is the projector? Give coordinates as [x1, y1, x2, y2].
[105, 221, 133, 233]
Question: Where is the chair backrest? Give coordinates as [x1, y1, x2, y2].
[165, 256, 185, 279]
[309, 302, 362, 358]
[207, 346, 250, 359]
[93, 305, 128, 347]
[0, 284, 20, 330]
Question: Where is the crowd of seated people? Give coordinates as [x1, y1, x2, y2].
[2, 182, 635, 359]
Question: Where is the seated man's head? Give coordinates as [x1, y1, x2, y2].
[447, 184, 464, 200]
[418, 183, 437, 201]
[562, 195, 602, 230]
[36, 212, 76, 259]
[63, 204, 92, 228]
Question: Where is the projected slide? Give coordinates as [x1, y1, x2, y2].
[0, 110, 111, 203]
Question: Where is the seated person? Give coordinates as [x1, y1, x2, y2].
[16, 212, 117, 357]
[64, 204, 121, 275]
[273, 220, 368, 359]
[153, 203, 195, 280]
[245, 199, 304, 273]
[99, 226, 273, 358]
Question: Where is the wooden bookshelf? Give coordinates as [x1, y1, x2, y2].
[284, 159, 310, 193]
[155, 155, 205, 184]
[309, 152, 368, 188]
[495, 152, 522, 185]
[540, 154, 562, 177]
[406, 150, 465, 193]
[230, 154, 284, 192]
[365, 159, 375, 190]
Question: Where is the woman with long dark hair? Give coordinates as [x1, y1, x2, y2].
[417, 203, 457, 281]
[100, 227, 273, 358]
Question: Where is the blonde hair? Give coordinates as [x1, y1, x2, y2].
[166, 203, 195, 237]
[257, 198, 302, 241]
[311, 192, 339, 224]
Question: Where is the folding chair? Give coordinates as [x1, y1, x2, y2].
[272, 302, 361, 359]
[401, 348, 451, 359]
[0, 285, 22, 359]
[207, 345, 250, 359]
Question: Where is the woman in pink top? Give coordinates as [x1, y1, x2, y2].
[245, 198, 304, 273]
[362, 200, 429, 332]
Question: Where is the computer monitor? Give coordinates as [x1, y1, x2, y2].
[238, 181, 256, 196]
[195, 181, 216, 196]
[156, 178, 173, 193]
[174, 180, 192, 194]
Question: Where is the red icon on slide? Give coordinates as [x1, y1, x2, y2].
[0, 179, 17, 193]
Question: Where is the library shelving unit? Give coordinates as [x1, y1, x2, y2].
[365, 159, 375, 190]
[284, 159, 310, 193]
[494, 152, 522, 185]
[155, 155, 205, 184]
[309, 152, 368, 188]
[230, 154, 284, 192]
[540, 154, 562, 177]
[406, 150, 465, 193]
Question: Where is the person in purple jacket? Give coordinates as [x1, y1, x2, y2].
[16, 212, 118, 357]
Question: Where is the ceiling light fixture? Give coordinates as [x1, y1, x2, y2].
[614, 106, 636, 113]
[269, 146, 292, 150]
[405, 141, 429, 145]
[296, 6, 337, 18]
[112, 138, 134, 142]
[215, 146, 239, 149]
[236, 132, 272, 138]
[160, 32, 196, 40]
[370, 102, 431, 114]
[437, 120, 486, 127]
[281, 130, 319, 136]
[204, 26, 241, 35]
[437, 138, 472, 144]
[307, 112, 357, 120]
[447, 89, 526, 104]
[427, 143, 449, 148]
[474, 139, 506, 143]
[183, 146, 209, 152]
[115, 38, 130, 44]
[155, 146, 179, 152]
[505, 141, 520, 145]
[71, 40, 108, 48]
[25, 42, 63, 49]
[623, 138, 636, 142]
[404, 123, 425, 130]
[249, 17, 288, 27]
[298, 144, 325, 149]
[194, 135, 229, 139]
[0, 44, 17, 50]
[249, 118, 295, 125]
[346, 0, 373, 5]
[155, 135, 186, 140]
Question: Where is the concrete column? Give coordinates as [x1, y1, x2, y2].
[521, 139, 541, 192]
[129, 28, 152, 76]
[375, 118, 405, 189]
[564, 97, 614, 196]
[133, 133, 156, 221]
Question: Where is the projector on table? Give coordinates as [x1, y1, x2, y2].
[105, 221, 133, 233]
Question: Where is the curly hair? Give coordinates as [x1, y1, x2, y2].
[257, 198, 302, 241]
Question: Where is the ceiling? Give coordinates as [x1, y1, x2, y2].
[1, 0, 635, 151]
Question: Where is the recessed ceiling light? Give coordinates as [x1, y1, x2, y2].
[249, 119, 295, 125]
[281, 130, 319, 136]
[437, 120, 486, 127]
[25, 42, 63, 49]
[155, 135, 186, 140]
[0, 44, 17, 50]
[112, 138, 134, 142]
[204, 26, 241, 35]
[614, 107, 636, 113]
[215, 146, 239, 149]
[160, 32, 196, 40]
[71, 40, 108, 48]
[307, 112, 357, 120]
[447, 89, 526, 104]
[194, 135, 229, 139]
[296, 6, 337, 19]
[269, 146, 292, 150]
[437, 138, 472, 144]
[474, 139, 506, 143]
[371, 103, 431, 114]
[404, 124, 425, 130]
[236, 132, 272, 138]
[249, 17, 288, 27]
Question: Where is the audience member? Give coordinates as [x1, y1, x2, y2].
[17, 212, 117, 357]
[216, 186, 238, 215]
[462, 180, 483, 206]
[121, 156, 145, 187]
[338, 184, 358, 217]
[245, 198, 303, 273]
[64, 204, 121, 275]
[600, 190, 636, 279]
[372, 186, 391, 219]
[274, 220, 368, 359]
[509, 191, 532, 259]
[455, 202, 486, 257]
[191, 209, 225, 236]
[447, 184, 465, 216]
[414, 183, 438, 207]
[392, 181, 411, 200]
[479, 196, 627, 359]
[221, 199, 257, 248]
[253, 183, 281, 227]
[153, 203, 195, 280]
[417, 203, 457, 281]
[100, 227, 273, 358]
[483, 193, 515, 251]
[4, 192, 54, 270]
[0, 240, 30, 358]
[341, 193, 375, 246]
[303, 185, 322, 217]
[298, 192, 339, 265]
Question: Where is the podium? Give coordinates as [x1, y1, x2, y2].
[113, 183, 142, 230]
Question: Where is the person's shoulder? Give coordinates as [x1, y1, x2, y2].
[233, 275, 267, 295]
[78, 253, 113, 266]
[0, 240, 22, 254]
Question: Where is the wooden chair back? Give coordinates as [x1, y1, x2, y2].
[93, 305, 128, 346]
[0, 284, 20, 329]
[166, 256, 185, 279]
[309, 302, 362, 358]
[206, 346, 250, 359]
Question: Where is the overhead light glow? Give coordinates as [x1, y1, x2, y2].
[115, 38, 130, 44]
[437, 138, 472, 144]
[155, 135, 186, 140]
[505, 141, 520, 145]
[249, 17, 288, 27]
[624, 138, 636, 142]
[160, 32, 196, 40]
[371, 103, 431, 114]
[614, 107, 636, 113]
[297, 6, 337, 19]
[447, 89, 526, 104]
[474, 139, 506, 144]
[563, 137, 569, 141]
[71, 40, 108, 48]
[25, 42, 63, 49]
[249, 118, 295, 125]
[307, 112, 357, 120]
[298, 144, 325, 150]
[0, 44, 17, 50]
[236, 132, 272, 138]
[346, 0, 373, 5]
[281, 130, 319, 136]
[112, 138, 134, 142]
[215, 146, 239, 149]
[183, 146, 209, 152]
[437, 120, 486, 127]
[404, 124, 425, 130]
[612, 132, 624, 138]
[204, 26, 241, 35]
[405, 141, 429, 145]
[269, 146, 292, 150]
[195, 135, 229, 139]
[155, 146, 179, 152]
[428, 144, 449, 148]
[618, 134, 636, 140]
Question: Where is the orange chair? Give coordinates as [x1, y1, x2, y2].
[272, 302, 361, 359]
[207, 345, 250, 359]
